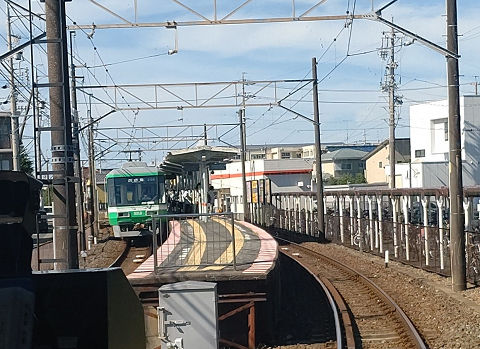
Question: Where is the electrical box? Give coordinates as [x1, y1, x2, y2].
[158, 281, 218, 349]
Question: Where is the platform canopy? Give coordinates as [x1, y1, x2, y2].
[161, 145, 239, 172]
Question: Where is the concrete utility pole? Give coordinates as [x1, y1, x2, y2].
[387, 27, 397, 188]
[87, 95, 98, 242]
[70, 31, 86, 251]
[203, 123, 207, 145]
[34, 69, 42, 176]
[7, 5, 20, 171]
[240, 74, 250, 222]
[446, 0, 466, 292]
[45, 0, 78, 269]
[312, 57, 325, 240]
[239, 109, 249, 222]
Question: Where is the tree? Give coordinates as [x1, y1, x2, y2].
[325, 173, 366, 186]
[19, 142, 33, 175]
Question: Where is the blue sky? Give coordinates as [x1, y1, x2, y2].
[2, 0, 480, 167]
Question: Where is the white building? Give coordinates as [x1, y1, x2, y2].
[409, 95, 480, 187]
[210, 158, 314, 215]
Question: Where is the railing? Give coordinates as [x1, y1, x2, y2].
[248, 187, 480, 284]
[151, 212, 237, 272]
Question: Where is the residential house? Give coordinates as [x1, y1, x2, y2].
[320, 148, 368, 179]
[244, 142, 378, 161]
[363, 138, 411, 185]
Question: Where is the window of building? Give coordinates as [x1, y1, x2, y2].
[341, 163, 352, 170]
[251, 154, 265, 159]
[281, 152, 291, 159]
[358, 162, 364, 169]
[415, 149, 425, 158]
[378, 161, 383, 168]
[444, 121, 448, 141]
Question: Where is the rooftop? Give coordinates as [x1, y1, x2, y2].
[322, 148, 368, 161]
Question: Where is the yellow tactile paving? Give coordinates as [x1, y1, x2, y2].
[178, 219, 206, 271]
[202, 217, 244, 271]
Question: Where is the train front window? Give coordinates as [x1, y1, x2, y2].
[107, 175, 165, 207]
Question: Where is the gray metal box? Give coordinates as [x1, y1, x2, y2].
[158, 281, 218, 349]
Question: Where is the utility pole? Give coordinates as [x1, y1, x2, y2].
[7, 5, 19, 171]
[45, 0, 78, 269]
[447, 0, 466, 292]
[203, 123, 207, 145]
[387, 27, 397, 188]
[312, 58, 325, 240]
[239, 109, 249, 222]
[70, 30, 86, 252]
[87, 94, 98, 242]
[34, 68, 42, 177]
[240, 74, 249, 222]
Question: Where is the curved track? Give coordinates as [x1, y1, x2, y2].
[281, 250, 356, 349]
[277, 237, 427, 349]
[109, 238, 152, 275]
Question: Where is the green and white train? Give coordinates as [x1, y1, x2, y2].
[106, 162, 167, 238]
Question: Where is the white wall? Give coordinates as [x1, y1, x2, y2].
[409, 96, 480, 187]
[385, 163, 413, 188]
[410, 97, 467, 163]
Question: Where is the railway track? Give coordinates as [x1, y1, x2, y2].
[109, 238, 152, 275]
[277, 237, 427, 349]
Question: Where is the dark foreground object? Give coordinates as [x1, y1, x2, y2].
[32, 268, 145, 349]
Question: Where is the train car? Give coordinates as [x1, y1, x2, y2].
[106, 162, 167, 238]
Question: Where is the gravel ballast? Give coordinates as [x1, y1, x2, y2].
[302, 242, 480, 349]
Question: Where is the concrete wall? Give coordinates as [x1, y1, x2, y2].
[410, 161, 480, 188]
[409, 96, 480, 187]
[409, 97, 480, 163]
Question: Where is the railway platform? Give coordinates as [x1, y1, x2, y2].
[124, 213, 278, 349]
[128, 214, 278, 284]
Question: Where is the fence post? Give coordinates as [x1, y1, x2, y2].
[437, 196, 445, 270]
[305, 196, 310, 236]
[152, 216, 158, 274]
[231, 213, 237, 270]
[377, 196, 383, 254]
[279, 196, 283, 229]
[368, 196, 374, 251]
[347, 196, 354, 245]
[391, 196, 398, 258]
[356, 196, 363, 252]
[339, 195, 344, 243]
[421, 195, 429, 266]
[402, 195, 410, 261]
[463, 197, 472, 275]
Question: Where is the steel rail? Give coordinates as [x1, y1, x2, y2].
[109, 240, 131, 268]
[276, 237, 427, 349]
[280, 250, 354, 349]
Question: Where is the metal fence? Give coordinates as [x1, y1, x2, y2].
[151, 212, 237, 272]
[248, 189, 480, 284]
